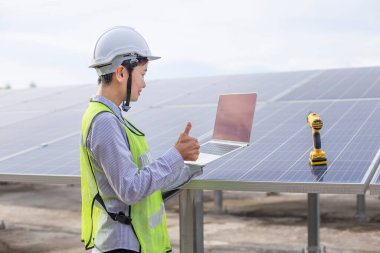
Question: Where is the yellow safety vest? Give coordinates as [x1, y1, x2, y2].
[80, 101, 171, 252]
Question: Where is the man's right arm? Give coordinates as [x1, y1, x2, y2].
[87, 113, 184, 205]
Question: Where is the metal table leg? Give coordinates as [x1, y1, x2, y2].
[214, 190, 223, 213]
[179, 189, 204, 253]
[355, 194, 367, 221]
[304, 193, 326, 253]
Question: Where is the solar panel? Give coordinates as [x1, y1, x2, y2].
[0, 105, 83, 158]
[0, 67, 379, 195]
[185, 99, 380, 193]
[278, 67, 380, 101]
[164, 70, 316, 105]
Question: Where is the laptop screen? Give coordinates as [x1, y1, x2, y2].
[212, 93, 257, 143]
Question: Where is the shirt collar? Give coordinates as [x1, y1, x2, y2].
[91, 95, 124, 120]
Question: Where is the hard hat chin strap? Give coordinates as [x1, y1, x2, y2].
[121, 61, 136, 112]
[121, 70, 132, 112]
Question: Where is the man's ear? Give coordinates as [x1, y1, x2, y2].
[115, 66, 126, 82]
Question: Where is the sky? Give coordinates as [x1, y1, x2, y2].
[0, 0, 379, 89]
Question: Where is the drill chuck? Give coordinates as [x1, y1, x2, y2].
[311, 119, 323, 130]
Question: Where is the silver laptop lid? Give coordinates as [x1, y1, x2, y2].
[212, 93, 257, 143]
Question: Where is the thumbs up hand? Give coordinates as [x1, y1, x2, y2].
[175, 122, 200, 161]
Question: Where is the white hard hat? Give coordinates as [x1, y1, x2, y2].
[89, 26, 160, 76]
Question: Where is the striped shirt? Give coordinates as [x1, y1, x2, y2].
[87, 95, 201, 252]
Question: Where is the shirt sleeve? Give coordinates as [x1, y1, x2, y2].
[87, 112, 184, 205]
[161, 164, 203, 192]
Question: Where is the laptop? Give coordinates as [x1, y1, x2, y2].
[185, 92, 257, 167]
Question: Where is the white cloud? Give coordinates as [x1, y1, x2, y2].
[0, 0, 379, 88]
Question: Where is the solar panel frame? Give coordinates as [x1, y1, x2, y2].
[369, 153, 380, 195]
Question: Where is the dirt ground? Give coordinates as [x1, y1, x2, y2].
[0, 183, 379, 253]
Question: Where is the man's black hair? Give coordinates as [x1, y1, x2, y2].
[98, 73, 113, 85]
[97, 57, 148, 86]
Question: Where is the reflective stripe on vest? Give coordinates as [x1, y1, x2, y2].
[80, 101, 171, 252]
[149, 203, 166, 230]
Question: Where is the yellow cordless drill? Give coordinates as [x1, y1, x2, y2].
[307, 112, 327, 166]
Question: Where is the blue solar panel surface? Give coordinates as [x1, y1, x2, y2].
[279, 67, 380, 101]
[1, 67, 380, 194]
[186, 99, 380, 193]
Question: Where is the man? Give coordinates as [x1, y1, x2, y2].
[80, 26, 201, 253]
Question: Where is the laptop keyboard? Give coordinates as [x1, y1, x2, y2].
[201, 142, 242, 156]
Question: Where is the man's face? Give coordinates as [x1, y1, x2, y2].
[130, 62, 148, 102]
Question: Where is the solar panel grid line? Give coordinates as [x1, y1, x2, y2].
[314, 68, 369, 100]
[362, 149, 380, 187]
[280, 66, 380, 101]
[236, 125, 310, 181]
[0, 100, 152, 159]
[346, 67, 380, 98]
[165, 71, 325, 159]
[0, 109, 83, 151]
[162, 71, 319, 106]
[229, 98, 357, 181]
[192, 98, 380, 190]
[0, 86, 87, 110]
[267, 70, 325, 102]
[142, 76, 235, 108]
[148, 80, 223, 108]
[201, 102, 312, 179]
[1, 86, 156, 129]
[1, 67, 380, 193]
[0, 145, 43, 163]
[318, 70, 361, 99]
[243, 72, 314, 102]
[304, 70, 348, 100]
[282, 69, 362, 100]
[207, 139, 300, 181]
[0, 91, 62, 110]
[0, 131, 80, 162]
[195, 103, 291, 179]
[264, 101, 380, 185]
[139, 107, 214, 144]
[360, 71, 380, 98]
[0, 134, 80, 175]
[322, 68, 378, 102]
[142, 107, 217, 154]
[274, 100, 363, 182]
[42, 148, 79, 174]
[140, 114, 191, 142]
[154, 102, 270, 153]
[230, 72, 293, 103]
[3, 148, 57, 173]
[340, 67, 379, 99]
[280, 69, 343, 101]
[19, 151, 68, 174]
[280, 97, 380, 104]
[312, 102, 380, 182]
[159, 101, 265, 146]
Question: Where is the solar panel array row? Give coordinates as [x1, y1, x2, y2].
[1, 67, 380, 194]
